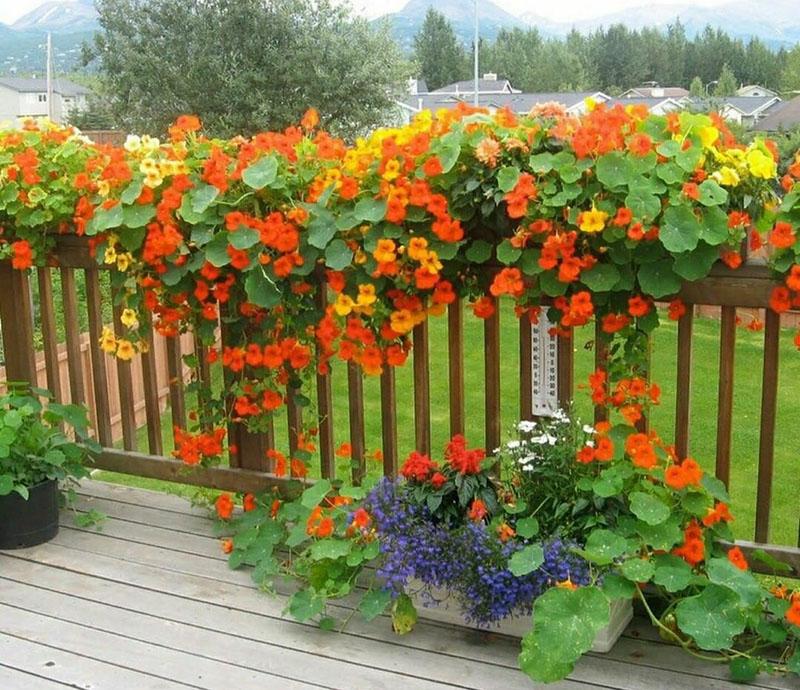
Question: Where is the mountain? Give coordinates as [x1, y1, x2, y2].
[11, 0, 98, 33]
[520, 0, 800, 47]
[377, 0, 527, 49]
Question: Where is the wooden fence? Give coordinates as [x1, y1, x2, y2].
[1, 234, 798, 574]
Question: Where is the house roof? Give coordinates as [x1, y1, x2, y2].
[753, 96, 800, 131]
[0, 77, 90, 97]
[431, 79, 519, 95]
[621, 87, 689, 98]
[608, 97, 683, 109]
[685, 96, 780, 116]
[397, 91, 610, 115]
[736, 84, 778, 97]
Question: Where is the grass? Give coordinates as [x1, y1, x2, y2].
[96, 304, 800, 548]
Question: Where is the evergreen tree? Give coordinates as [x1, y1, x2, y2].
[689, 76, 704, 97]
[413, 9, 468, 91]
[781, 46, 800, 94]
[714, 63, 738, 96]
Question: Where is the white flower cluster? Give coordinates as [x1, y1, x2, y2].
[498, 411, 594, 472]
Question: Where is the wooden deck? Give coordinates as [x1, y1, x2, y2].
[0, 481, 795, 690]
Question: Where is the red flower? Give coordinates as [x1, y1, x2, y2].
[400, 451, 437, 482]
[215, 493, 234, 520]
[243, 493, 257, 512]
[11, 240, 33, 270]
[467, 498, 488, 522]
[726, 546, 748, 571]
[422, 155, 443, 177]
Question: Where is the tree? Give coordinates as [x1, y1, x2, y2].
[781, 45, 800, 93]
[689, 76, 704, 97]
[714, 63, 738, 96]
[88, 0, 410, 138]
[413, 9, 468, 92]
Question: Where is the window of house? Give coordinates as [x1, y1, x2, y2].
[38, 94, 47, 102]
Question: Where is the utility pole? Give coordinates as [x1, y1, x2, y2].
[473, 0, 479, 106]
[46, 32, 54, 120]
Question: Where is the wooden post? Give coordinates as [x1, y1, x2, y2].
[0, 263, 37, 385]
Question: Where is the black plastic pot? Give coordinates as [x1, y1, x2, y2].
[0, 478, 59, 549]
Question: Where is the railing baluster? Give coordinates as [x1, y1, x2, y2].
[715, 306, 736, 487]
[59, 267, 86, 406]
[140, 318, 163, 455]
[85, 267, 114, 447]
[347, 361, 366, 485]
[448, 298, 465, 437]
[675, 306, 694, 459]
[111, 294, 138, 451]
[593, 319, 608, 424]
[484, 305, 501, 455]
[380, 366, 398, 477]
[519, 312, 533, 422]
[413, 321, 431, 456]
[755, 310, 780, 543]
[36, 267, 63, 401]
[0, 263, 37, 385]
[165, 336, 187, 432]
[286, 384, 302, 459]
[315, 277, 335, 479]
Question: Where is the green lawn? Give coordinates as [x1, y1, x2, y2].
[96, 304, 800, 548]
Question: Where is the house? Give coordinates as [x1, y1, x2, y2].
[620, 86, 690, 100]
[395, 76, 611, 123]
[609, 96, 684, 115]
[685, 95, 782, 127]
[736, 84, 778, 98]
[753, 96, 800, 131]
[0, 76, 90, 126]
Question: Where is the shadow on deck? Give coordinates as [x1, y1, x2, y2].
[0, 480, 793, 690]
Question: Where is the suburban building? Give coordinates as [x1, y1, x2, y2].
[686, 95, 782, 127]
[0, 77, 90, 126]
[753, 96, 800, 131]
[620, 85, 690, 99]
[736, 84, 778, 98]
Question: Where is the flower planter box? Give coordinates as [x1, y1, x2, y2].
[408, 583, 632, 653]
[0, 479, 60, 550]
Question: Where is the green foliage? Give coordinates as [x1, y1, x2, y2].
[90, 0, 411, 138]
[0, 385, 98, 499]
[713, 63, 739, 97]
[412, 8, 469, 92]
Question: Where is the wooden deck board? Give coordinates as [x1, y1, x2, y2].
[0, 480, 788, 690]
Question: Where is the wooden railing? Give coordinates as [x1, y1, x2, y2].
[1, 235, 798, 574]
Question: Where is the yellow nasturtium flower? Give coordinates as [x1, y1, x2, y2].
[579, 208, 609, 233]
[99, 326, 117, 354]
[116, 252, 132, 272]
[373, 238, 397, 264]
[712, 166, 741, 187]
[746, 148, 777, 179]
[115, 339, 135, 361]
[333, 293, 355, 317]
[698, 125, 719, 148]
[356, 284, 377, 307]
[103, 246, 117, 265]
[390, 309, 415, 335]
[120, 308, 139, 329]
[407, 236, 429, 261]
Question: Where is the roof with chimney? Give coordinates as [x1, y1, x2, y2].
[0, 77, 90, 97]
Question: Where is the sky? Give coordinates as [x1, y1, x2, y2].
[0, 0, 734, 26]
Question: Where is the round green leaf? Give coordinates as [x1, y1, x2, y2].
[190, 183, 220, 214]
[245, 269, 280, 308]
[661, 205, 701, 253]
[515, 516, 539, 539]
[629, 491, 671, 526]
[652, 554, 693, 592]
[324, 239, 354, 270]
[637, 259, 681, 298]
[596, 151, 633, 188]
[706, 558, 763, 607]
[620, 557, 655, 582]
[497, 165, 520, 193]
[697, 180, 728, 207]
[581, 263, 620, 292]
[353, 197, 387, 223]
[581, 529, 628, 566]
[508, 544, 545, 576]
[675, 584, 747, 650]
[242, 155, 278, 190]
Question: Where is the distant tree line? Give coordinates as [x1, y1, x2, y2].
[413, 8, 800, 96]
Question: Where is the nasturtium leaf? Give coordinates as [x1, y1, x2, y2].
[465, 240, 493, 263]
[229, 227, 260, 250]
[630, 491, 671, 526]
[602, 573, 637, 600]
[190, 183, 219, 214]
[620, 557, 655, 582]
[497, 165, 521, 193]
[519, 634, 573, 683]
[637, 259, 681, 298]
[204, 233, 231, 267]
[755, 619, 787, 644]
[652, 554, 693, 592]
[750, 548, 793, 574]
[309, 539, 351, 561]
[301, 479, 332, 508]
[534, 587, 611, 647]
[580, 529, 628, 565]
[86, 202, 123, 235]
[538, 270, 568, 297]
[307, 209, 337, 249]
[118, 226, 146, 252]
[656, 140, 681, 158]
[676, 144, 702, 172]
[437, 143, 461, 173]
[706, 558, 763, 607]
[242, 155, 278, 190]
[729, 657, 760, 683]
[324, 239, 353, 270]
[592, 468, 624, 498]
[286, 522, 309, 548]
[508, 544, 545, 576]
[656, 161, 684, 185]
[228, 549, 246, 570]
[244, 269, 280, 308]
[391, 593, 418, 635]
[625, 189, 661, 222]
[0, 475, 13, 496]
[699, 206, 731, 246]
[529, 152, 555, 172]
[701, 475, 730, 502]
[675, 584, 747, 650]
[353, 197, 387, 223]
[596, 151, 633, 188]
[287, 589, 325, 622]
[559, 165, 581, 184]
[359, 589, 392, 621]
[120, 177, 144, 205]
[496, 240, 522, 265]
[697, 180, 728, 207]
[581, 263, 620, 292]
[672, 242, 719, 281]
[122, 204, 155, 229]
[787, 649, 800, 674]
[661, 205, 701, 253]
[515, 516, 539, 539]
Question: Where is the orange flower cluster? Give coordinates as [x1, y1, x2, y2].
[664, 458, 703, 490]
[504, 173, 538, 218]
[673, 520, 705, 566]
[702, 501, 733, 527]
[554, 291, 594, 327]
[444, 434, 485, 475]
[306, 505, 334, 538]
[173, 426, 226, 465]
[538, 231, 595, 284]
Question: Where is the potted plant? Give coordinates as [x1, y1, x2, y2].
[0, 384, 98, 549]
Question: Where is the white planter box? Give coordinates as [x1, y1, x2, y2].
[409, 583, 632, 653]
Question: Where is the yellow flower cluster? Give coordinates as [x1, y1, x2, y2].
[99, 326, 137, 361]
